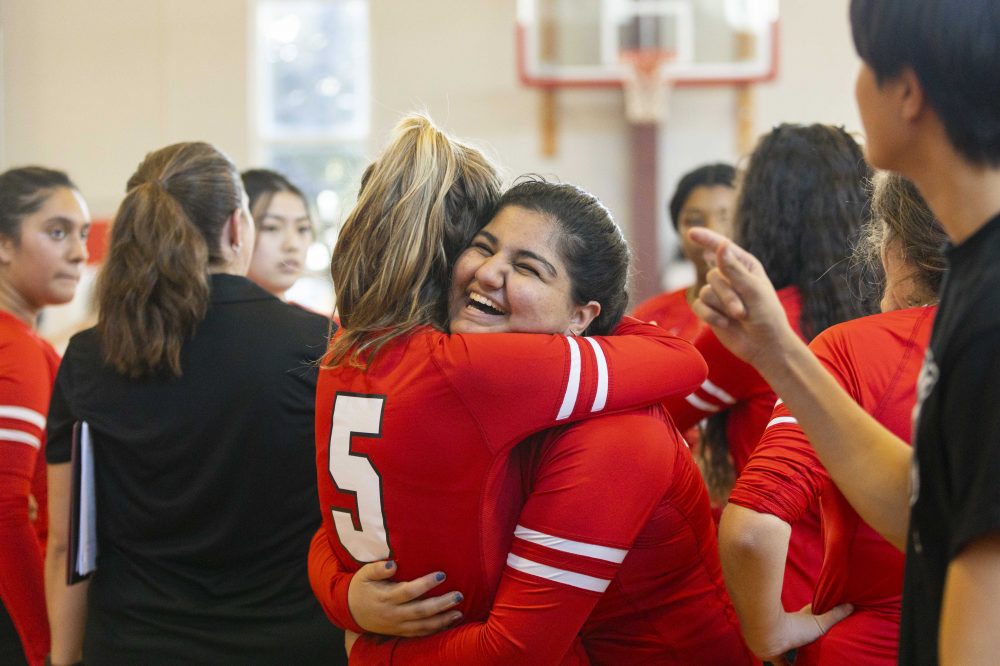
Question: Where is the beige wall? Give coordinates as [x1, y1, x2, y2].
[1, 0, 249, 216]
[1, 0, 861, 251]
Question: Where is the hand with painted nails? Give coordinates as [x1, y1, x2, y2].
[688, 228, 803, 373]
[346, 559, 464, 637]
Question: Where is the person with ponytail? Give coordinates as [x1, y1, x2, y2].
[0, 167, 89, 666]
[664, 124, 874, 611]
[310, 114, 708, 663]
[44, 142, 345, 665]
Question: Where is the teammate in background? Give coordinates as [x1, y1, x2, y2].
[45, 143, 345, 665]
[0, 168, 89, 666]
[312, 180, 752, 664]
[632, 163, 736, 473]
[632, 162, 736, 340]
[310, 115, 707, 664]
[688, 1, 1000, 662]
[664, 124, 873, 612]
[720, 173, 947, 665]
[241, 168, 313, 300]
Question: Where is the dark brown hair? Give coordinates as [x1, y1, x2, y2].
[96, 142, 243, 378]
[856, 172, 948, 303]
[0, 167, 78, 242]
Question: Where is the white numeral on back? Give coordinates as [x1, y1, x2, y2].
[328, 394, 390, 562]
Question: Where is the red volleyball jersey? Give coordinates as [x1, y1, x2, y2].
[0, 310, 59, 666]
[663, 286, 820, 610]
[631, 286, 702, 341]
[312, 319, 706, 661]
[314, 405, 754, 665]
[729, 306, 935, 665]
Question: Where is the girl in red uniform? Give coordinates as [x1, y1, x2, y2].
[310, 116, 715, 663]
[720, 173, 948, 665]
[313, 179, 752, 664]
[663, 124, 874, 610]
[632, 162, 736, 341]
[632, 163, 736, 461]
[0, 168, 89, 666]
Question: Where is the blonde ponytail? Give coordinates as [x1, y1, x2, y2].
[328, 114, 501, 367]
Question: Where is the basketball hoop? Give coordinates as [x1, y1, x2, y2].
[620, 49, 675, 125]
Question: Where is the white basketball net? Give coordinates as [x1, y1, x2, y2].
[622, 52, 675, 125]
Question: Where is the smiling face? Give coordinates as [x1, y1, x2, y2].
[247, 190, 312, 296]
[0, 187, 90, 315]
[447, 205, 599, 335]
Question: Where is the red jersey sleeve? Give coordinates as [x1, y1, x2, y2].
[0, 324, 57, 665]
[307, 526, 366, 634]
[436, 317, 706, 453]
[728, 332, 858, 524]
[664, 286, 804, 432]
[351, 408, 674, 664]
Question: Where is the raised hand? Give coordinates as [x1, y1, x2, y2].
[688, 228, 801, 373]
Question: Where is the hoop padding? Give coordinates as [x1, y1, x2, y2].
[620, 49, 676, 125]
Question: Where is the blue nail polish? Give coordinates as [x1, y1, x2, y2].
[454, 593, 463, 603]
[385, 560, 395, 570]
[435, 571, 446, 582]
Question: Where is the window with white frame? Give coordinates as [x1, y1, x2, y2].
[255, 0, 368, 309]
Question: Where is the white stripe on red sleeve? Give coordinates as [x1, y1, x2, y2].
[766, 415, 798, 429]
[685, 393, 720, 413]
[514, 525, 627, 563]
[506, 553, 611, 593]
[0, 428, 41, 449]
[556, 337, 582, 420]
[700, 379, 736, 405]
[582, 337, 608, 413]
[0, 406, 46, 429]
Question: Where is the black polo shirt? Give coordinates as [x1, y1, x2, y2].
[47, 274, 345, 664]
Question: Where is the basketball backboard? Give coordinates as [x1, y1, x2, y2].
[517, 0, 779, 88]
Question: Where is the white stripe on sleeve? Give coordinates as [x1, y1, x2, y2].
[0, 428, 41, 449]
[514, 525, 627, 563]
[506, 553, 610, 593]
[766, 415, 799, 429]
[700, 379, 736, 405]
[0, 406, 46, 429]
[556, 337, 582, 420]
[685, 393, 720, 413]
[582, 337, 608, 413]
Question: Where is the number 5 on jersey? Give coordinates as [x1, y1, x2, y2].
[327, 393, 391, 562]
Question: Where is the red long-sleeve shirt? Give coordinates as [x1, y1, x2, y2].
[0, 310, 58, 666]
[729, 306, 935, 664]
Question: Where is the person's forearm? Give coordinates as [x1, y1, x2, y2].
[719, 505, 793, 658]
[755, 332, 911, 549]
[939, 535, 1000, 665]
[45, 463, 87, 663]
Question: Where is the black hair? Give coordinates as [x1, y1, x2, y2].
[850, 0, 1000, 166]
[241, 168, 312, 229]
[494, 178, 631, 336]
[0, 167, 78, 242]
[702, 124, 873, 500]
[668, 163, 737, 231]
[736, 124, 872, 340]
